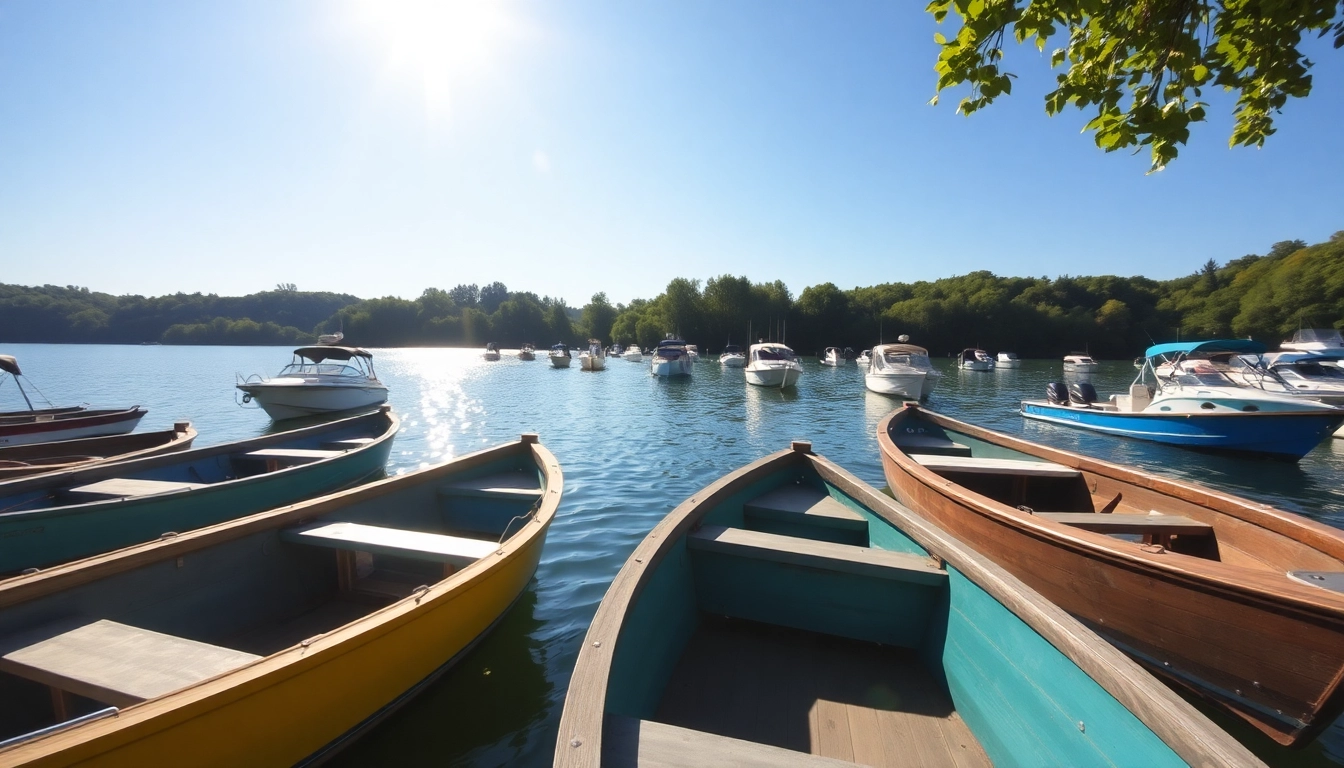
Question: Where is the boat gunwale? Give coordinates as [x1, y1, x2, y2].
[0, 408, 398, 521]
[0, 423, 198, 480]
[0, 435, 561, 764]
[1019, 400, 1344, 419]
[554, 443, 1261, 768]
[0, 407, 146, 435]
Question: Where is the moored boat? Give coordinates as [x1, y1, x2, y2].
[0, 407, 398, 575]
[650, 340, 692, 378]
[867, 342, 939, 399]
[518, 343, 536, 361]
[1063, 353, 1099, 373]
[550, 344, 573, 368]
[959, 348, 994, 371]
[878, 402, 1344, 746]
[718, 344, 746, 368]
[743, 342, 801, 388]
[854, 348, 871, 365]
[819, 346, 844, 367]
[236, 346, 388, 422]
[864, 343, 927, 398]
[1022, 340, 1344, 459]
[685, 344, 701, 363]
[0, 434, 560, 766]
[622, 345, 643, 363]
[0, 356, 146, 446]
[1281, 328, 1344, 353]
[579, 340, 606, 372]
[482, 342, 501, 361]
[556, 441, 1260, 767]
[996, 351, 1022, 368]
[0, 422, 197, 481]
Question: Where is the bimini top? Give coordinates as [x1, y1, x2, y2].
[1144, 339, 1266, 359]
[0, 355, 19, 376]
[874, 343, 929, 356]
[293, 346, 374, 363]
[657, 339, 687, 348]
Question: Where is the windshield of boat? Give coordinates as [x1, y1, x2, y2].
[279, 363, 368, 378]
[753, 347, 795, 362]
[877, 352, 915, 370]
[1281, 362, 1344, 380]
[1291, 329, 1344, 344]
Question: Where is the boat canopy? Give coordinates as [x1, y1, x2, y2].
[657, 339, 687, 348]
[486, 342, 498, 352]
[1286, 328, 1344, 344]
[0, 355, 19, 376]
[293, 346, 373, 363]
[1144, 339, 1266, 359]
[875, 343, 928, 356]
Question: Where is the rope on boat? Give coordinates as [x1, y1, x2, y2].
[495, 495, 544, 553]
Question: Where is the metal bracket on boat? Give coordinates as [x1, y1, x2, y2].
[160, 531, 179, 540]
[412, 585, 431, 603]
[1140, 543, 1166, 554]
[1288, 571, 1344, 594]
[0, 707, 119, 750]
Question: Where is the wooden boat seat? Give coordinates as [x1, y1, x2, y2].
[743, 486, 867, 532]
[0, 620, 260, 716]
[321, 438, 376, 451]
[281, 522, 498, 570]
[909, 454, 1080, 478]
[438, 471, 542, 501]
[1036, 513, 1213, 536]
[687, 526, 945, 586]
[602, 715, 856, 767]
[241, 448, 343, 463]
[65, 477, 207, 499]
[891, 433, 973, 457]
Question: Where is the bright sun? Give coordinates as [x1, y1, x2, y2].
[348, 0, 513, 120]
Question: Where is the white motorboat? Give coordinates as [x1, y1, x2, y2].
[236, 346, 388, 421]
[855, 348, 871, 366]
[685, 344, 701, 363]
[622, 345, 643, 362]
[0, 355, 146, 446]
[719, 344, 746, 368]
[865, 344, 929, 398]
[996, 352, 1022, 368]
[1229, 352, 1344, 405]
[744, 343, 802, 388]
[518, 343, 536, 361]
[549, 343, 573, 368]
[1281, 328, 1344, 353]
[820, 347, 844, 367]
[650, 340, 693, 377]
[579, 340, 607, 371]
[482, 342, 501, 361]
[959, 348, 995, 371]
[1063, 354, 1099, 373]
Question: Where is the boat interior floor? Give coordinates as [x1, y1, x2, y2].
[224, 592, 392, 657]
[655, 615, 990, 768]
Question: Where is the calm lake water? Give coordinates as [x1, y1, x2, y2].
[4, 343, 1343, 766]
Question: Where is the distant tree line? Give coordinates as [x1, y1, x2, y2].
[2, 234, 1341, 358]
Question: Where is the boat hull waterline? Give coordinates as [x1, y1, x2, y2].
[878, 403, 1344, 746]
[235, 383, 389, 422]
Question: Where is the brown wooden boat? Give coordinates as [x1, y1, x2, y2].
[877, 402, 1344, 747]
[0, 422, 197, 480]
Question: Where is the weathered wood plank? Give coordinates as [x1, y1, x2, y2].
[602, 716, 855, 767]
[240, 448, 343, 461]
[909, 454, 1080, 478]
[438, 471, 542, 499]
[280, 522, 496, 568]
[65, 477, 206, 498]
[686, 526, 945, 585]
[1037, 513, 1213, 536]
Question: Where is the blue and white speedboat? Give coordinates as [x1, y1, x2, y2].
[1021, 339, 1344, 459]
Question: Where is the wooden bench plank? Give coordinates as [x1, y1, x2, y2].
[687, 526, 946, 586]
[439, 471, 542, 500]
[66, 478, 207, 498]
[1036, 513, 1213, 536]
[602, 716, 856, 768]
[892, 434, 973, 457]
[909, 454, 1080, 478]
[0, 620, 259, 707]
[744, 487, 867, 531]
[321, 438, 376, 450]
[241, 448, 343, 461]
[281, 522, 497, 568]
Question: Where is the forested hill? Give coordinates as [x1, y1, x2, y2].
[1, 234, 1340, 358]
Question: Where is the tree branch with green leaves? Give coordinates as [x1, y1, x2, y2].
[927, 0, 1344, 171]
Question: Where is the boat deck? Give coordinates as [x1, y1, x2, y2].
[655, 615, 989, 768]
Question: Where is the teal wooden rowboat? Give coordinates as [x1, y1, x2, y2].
[555, 442, 1262, 768]
[0, 407, 398, 576]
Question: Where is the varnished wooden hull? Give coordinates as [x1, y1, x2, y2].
[877, 403, 1344, 747]
[0, 437, 561, 766]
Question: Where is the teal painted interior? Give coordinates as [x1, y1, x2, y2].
[937, 568, 1184, 767]
[827, 488, 930, 557]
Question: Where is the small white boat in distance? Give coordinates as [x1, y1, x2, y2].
[959, 348, 994, 371]
[549, 343, 572, 368]
[686, 344, 701, 363]
[518, 343, 536, 361]
[745, 343, 803, 388]
[650, 340, 693, 377]
[236, 346, 388, 421]
[865, 344, 928, 398]
[719, 344, 746, 368]
[579, 340, 606, 371]
[855, 348, 871, 365]
[1063, 354, 1099, 373]
[996, 352, 1022, 368]
[623, 345, 643, 362]
[482, 342, 501, 361]
[820, 347, 843, 367]
[1281, 328, 1344, 353]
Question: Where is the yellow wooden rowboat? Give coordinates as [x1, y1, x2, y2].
[0, 434, 561, 766]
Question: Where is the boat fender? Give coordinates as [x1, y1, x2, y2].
[241, 393, 252, 404]
[1068, 381, 1098, 405]
[1046, 382, 1069, 405]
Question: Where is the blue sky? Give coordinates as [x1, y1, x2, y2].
[2, 1, 1341, 307]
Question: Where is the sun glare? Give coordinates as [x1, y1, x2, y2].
[349, 0, 513, 121]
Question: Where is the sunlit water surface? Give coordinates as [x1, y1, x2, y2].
[3, 345, 1342, 766]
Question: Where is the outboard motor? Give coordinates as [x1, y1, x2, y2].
[1045, 382, 1069, 405]
[1068, 381, 1098, 406]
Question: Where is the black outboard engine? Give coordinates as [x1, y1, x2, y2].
[1046, 382, 1069, 405]
[1068, 381, 1098, 406]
